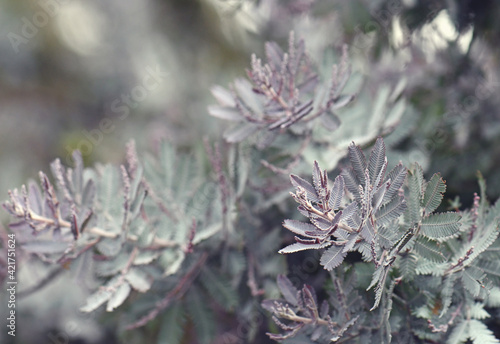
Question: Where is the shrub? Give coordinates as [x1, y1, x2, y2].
[2, 3, 500, 343]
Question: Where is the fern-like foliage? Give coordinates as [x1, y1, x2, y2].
[280, 138, 408, 308]
[262, 274, 360, 342]
[3, 141, 223, 329]
[268, 137, 500, 343]
[209, 31, 354, 144]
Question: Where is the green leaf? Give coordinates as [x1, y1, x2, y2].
[224, 123, 258, 143]
[461, 266, 487, 298]
[279, 242, 330, 254]
[382, 163, 406, 204]
[21, 241, 70, 254]
[486, 287, 500, 307]
[159, 142, 176, 190]
[477, 171, 488, 216]
[96, 164, 123, 233]
[96, 252, 130, 277]
[80, 288, 113, 313]
[342, 169, 361, 201]
[378, 224, 400, 250]
[398, 252, 418, 281]
[320, 245, 347, 271]
[368, 137, 386, 187]
[476, 259, 500, 279]
[210, 85, 236, 107]
[283, 219, 321, 238]
[421, 212, 461, 240]
[186, 287, 215, 344]
[128, 163, 144, 203]
[469, 319, 500, 344]
[125, 267, 153, 292]
[235, 144, 250, 197]
[290, 174, 319, 203]
[367, 264, 385, 291]
[440, 273, 458, 317]
[200, 267, 238, 311]
[277, 275, 299, 306]
[106, 282, 131, 312]
[132, 250, 160, 265]
[389, 227, 415, 257]
[413, 237, 447, 263]
[328, 175, 344, 211]
[368, 265, 389, 311]
[447, 320, 468, 344]
[348, 141, 367, 187]
[227, 250, 246, 278]
[96, 237, 123, 257]
[159, 250, 185, 276]
[208, 105, 243, 121]
[422, 173, 446, 216]
[157, 304, 186, 344]
[459, 220, 500, 266]
[407, 164, 424, 224]
[469, 303, 490, 320]
[193, 223, 222, 245]
[375, 196, 406, 226]
[415, 260, 446, 276]
[312, 160, 323, 196]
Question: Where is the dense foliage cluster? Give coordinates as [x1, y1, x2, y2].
[2, 1, 500, 343]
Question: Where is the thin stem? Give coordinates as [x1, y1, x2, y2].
[279, 313, 330, 327]
[28, 209, 184, 248]
[125, 252, 208, 330]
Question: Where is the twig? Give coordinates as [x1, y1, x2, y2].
[141, 178, 179, 222]
[428, 302, 463, 333]
[444, 247, 474, 276]
[125, 252, 208, 330]
[247, 251, 265, 296]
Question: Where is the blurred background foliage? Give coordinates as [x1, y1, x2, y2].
[1, 0, 500, 343]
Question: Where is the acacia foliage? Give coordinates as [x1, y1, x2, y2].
[269, 138, 500, 343]
[2, 29, 500, 344]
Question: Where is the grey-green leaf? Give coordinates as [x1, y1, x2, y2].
[106, 282, 131, 312]
[413, 237, 447, 263]
[290, 174, 319, 203]
[210, 85, 236, 107]
[421, 212, 461, 240]
[207, 105, 243, 121]
[422, 173, 446, 216]
[157, 304, 186, 344]
[329, 175, 344, 211]
[279, 242, 330, 254]
[80, 288, 113, 313]
[320, 245, 347, 271]
[125, 267, 153, 292]
[348, 142, 367, 187]
[375, 196, 406, 226]
[383, 163, 406, 205]
[447, 320, 468, 344]
[21, 241, 70, 254]
[277, 275, 299, 306]
[407, 164, 424, 224]
[186, 287, 215, 344]
[368, 137, 386, 187]
[223, 123, 259, 143]
[468, 319, 500, 344]
[283, 219, 321, 238]
[200, 267, 238, 311]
